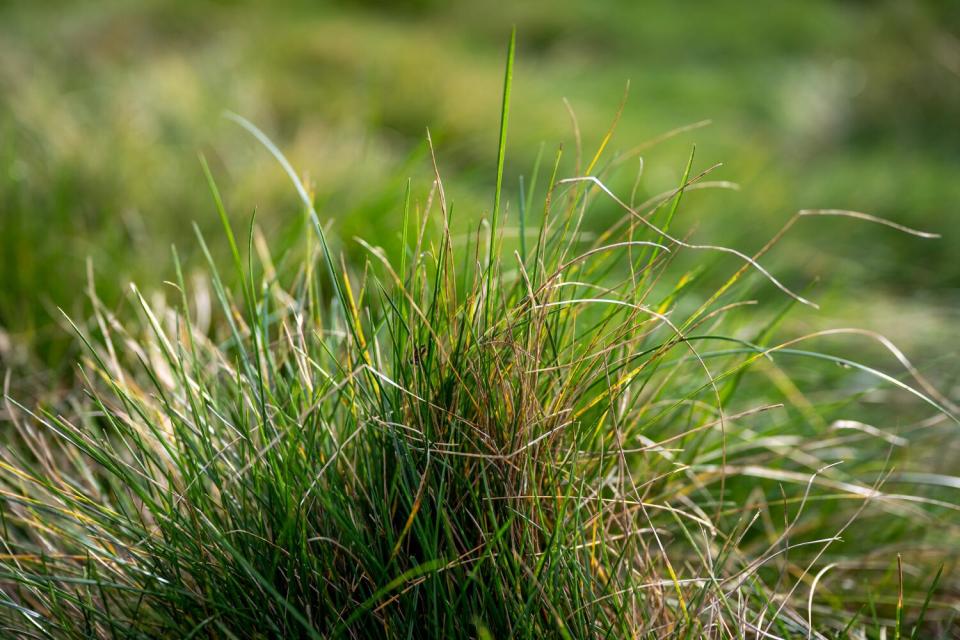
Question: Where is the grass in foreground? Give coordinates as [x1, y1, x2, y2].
[2, 51, 959, 637]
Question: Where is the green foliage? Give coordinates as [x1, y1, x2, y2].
[1, 7, 959, 637]
[2, 83, 958, 636]
[2, 0, 960, 374]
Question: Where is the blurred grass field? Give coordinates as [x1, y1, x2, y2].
[2, 2, 960, 636]
[2, 0, 959, 375]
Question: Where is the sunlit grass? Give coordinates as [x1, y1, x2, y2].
[2, 42, 958, 635]
[3, 1, 960, 378]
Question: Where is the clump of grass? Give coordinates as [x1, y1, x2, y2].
[2, 45, 958, 639]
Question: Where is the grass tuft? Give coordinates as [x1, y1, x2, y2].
[2, 47, 958, 639]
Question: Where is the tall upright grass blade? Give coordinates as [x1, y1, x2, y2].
[485, 27, 516, 327]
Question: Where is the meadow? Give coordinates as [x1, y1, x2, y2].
[1, 1, 958, 637]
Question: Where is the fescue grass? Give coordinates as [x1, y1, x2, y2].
[4, 0, 960, 375]
[2, 45, 959, 638]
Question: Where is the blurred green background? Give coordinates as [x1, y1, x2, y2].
[1, 0, 959, 382]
